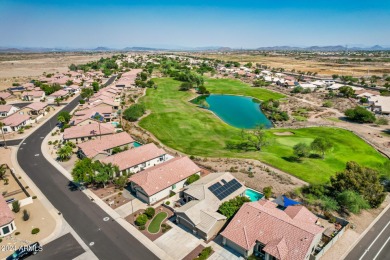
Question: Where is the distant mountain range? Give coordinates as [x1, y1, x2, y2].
[0, 45, 389, 53]
[255, 45, 390, 51]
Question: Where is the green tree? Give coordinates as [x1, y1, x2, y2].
[310, 137, 333, 159]
[345, 106, 375, 123]
[54, 97, 61, 106]
[114, 175, 128, 190]
[81, 88, 94, 100]
[57, 144, 73, 161]
[186, 174, 200, 185]
[65, 80, 73, 86]
[218, 196, 250, 219]
[240, 125, 269, 151]
[94, 171, 110, 188]
[319, 196, 339, 212]
[144, 207, 155, 219]
[135, 214, 148, 226]
[339, 86, 355, 98]
[0, 164, 7, 180]
[263, 186, 272, 199]
[92, 82, 100, 92]
[179, 82, 193, 91]
[57, 111, 71, 124]
[337, 190, 370, 214]
[122, 103, 146, 122]
[332, 74, 339, 80]
[293, 142, 310, 160]
[71, 158, 95, 184]
[330, 161, 385, 208]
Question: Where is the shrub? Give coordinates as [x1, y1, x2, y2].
[32, 196, 37, 199]
[144, 207, 155, 219]
[376, 117, 388, 125]
[218, 196, 250, 219]
[169, 190, 176, 197]
[165, 201, 170, 205]
[186, 174, 200, 185]
[337, 190, 370, 214]
[195, 246, 213, 260]
[122, 103, 146, 122]
[79, 99, 86, 104]
[263, 186, 272, 199]
[0, 238, 2, 243]
[12, 201, 20, 213]
[323, 211, 333, 220]
[323, 101, 333, 108]
[31, 228, 40, 234]
[138, 225, 146, 230]
[15, 232, 20, 235]
[345, 106, 375, 123]
[135, 214, 148, 226]
[23, 209, 30, 221]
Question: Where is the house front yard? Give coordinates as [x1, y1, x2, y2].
[139, 78, 387, 184]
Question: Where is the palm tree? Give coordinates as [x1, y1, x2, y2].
[0, 122, 7, 149]
[57, 145, 73, 161]
[54, 97, 61, 106]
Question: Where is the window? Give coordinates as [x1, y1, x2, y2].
[172, 184, 176, 190]
[2, 226, 10, 235]
[159, 156, 164, 162]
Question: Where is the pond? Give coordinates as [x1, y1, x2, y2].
[191, 94, 272, 129]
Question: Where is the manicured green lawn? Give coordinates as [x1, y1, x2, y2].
[139, 78, 387, 184]
[148, 212, 168, 234]
[204, 78, 285, 101]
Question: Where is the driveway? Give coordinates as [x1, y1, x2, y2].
[154, 222, 201, 260]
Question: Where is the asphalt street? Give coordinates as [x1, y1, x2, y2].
[0, 138, 23, 147]
[345, 206, 390, 260]
[16, 76, 159, 260]
[29, 233, 85, 260]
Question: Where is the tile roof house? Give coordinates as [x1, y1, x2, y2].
[63, 123, 116, 142]
[101, 143, 170, 174]
[47, 89, 69, 104]
[176, 172, 246, 240]
[0, 194, 16, 237]
[0, 105, 20, 117]
[0, 113, 30, 133]
[220, 200, 324, 259]
[72, 106, 115, 126]
[77, 132, 135, 160]
[128, 156, 201, 205]
[0, 92, 12, 100]
[22, 90, 45, 101]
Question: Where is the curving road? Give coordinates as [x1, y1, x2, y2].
[16, 77, 159, 260]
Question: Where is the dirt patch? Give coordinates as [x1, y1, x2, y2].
[273, 131, 294, 136]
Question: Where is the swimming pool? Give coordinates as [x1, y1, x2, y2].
[245, 189, 264, 201]
[133, 141, 142, 147]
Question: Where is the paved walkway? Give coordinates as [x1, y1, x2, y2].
[154, 221, 202, 260]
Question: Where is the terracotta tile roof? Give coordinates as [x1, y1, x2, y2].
[63, 123, 115, 140]
[221, 201, 323, 260]
[49, 89, 68, 97]
[78, 132, 134, 158]
[23, 91, 45, 97]
[0, 105, 13, 113]
[0, 92, 12, 99]
[129, 156, 201, 196]
[0, 194, 14, 226]
[1, 113, 30, 127]
[73, 106, 113, 125]
[102, 143, 166, 171]
[26, 102, 48, 111]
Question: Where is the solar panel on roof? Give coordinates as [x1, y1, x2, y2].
[208, 178, 243, 200]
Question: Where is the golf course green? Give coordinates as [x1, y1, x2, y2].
[139, 78, 387, 184]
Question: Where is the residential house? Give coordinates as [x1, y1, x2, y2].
[77, 132, 135, 160]
[221, 200, 324, 259]
[0, 92, 13, 100]
[101, 143, 172, 175]
[18, 102, 49, 121]
[0, 194, 16, 237]
[176, 172, 246, 240]
[0, 113, 30, 133]
[47, 89, 69, 103]
[22, 90, 45, 102]
[72, 106, 115, 126]
[62, 123, 116, 143]
[7, 86, 25, 95]
[128, 156, 201, 205]
[369, 96, 390, 115]
[0, 105, 20, 118]
[64, 84, 81, 93]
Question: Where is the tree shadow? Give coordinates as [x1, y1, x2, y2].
[282, 156, 301, 163]
[309, 153, 322, 159]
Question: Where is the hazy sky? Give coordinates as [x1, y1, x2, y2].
[0, 0, 389, 48]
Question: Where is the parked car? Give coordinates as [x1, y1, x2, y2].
[6, 242, 42, 260]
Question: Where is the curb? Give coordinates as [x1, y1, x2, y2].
[340, 197, 390, 259]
